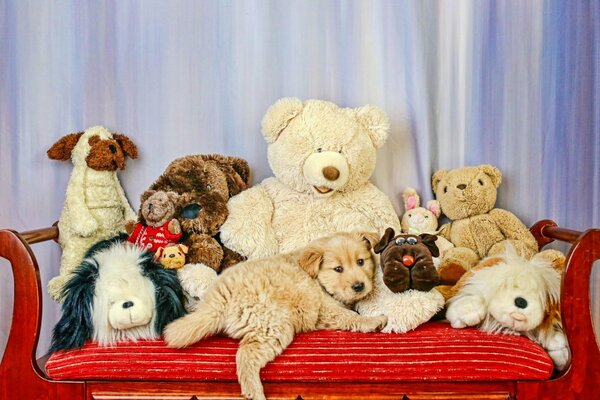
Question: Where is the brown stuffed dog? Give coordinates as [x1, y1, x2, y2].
[149, 154, 250, 272]
[374, 228, 440, 293]
[47, 126, 138, 302]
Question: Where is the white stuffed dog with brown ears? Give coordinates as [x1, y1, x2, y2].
[47, 126, 138, 302]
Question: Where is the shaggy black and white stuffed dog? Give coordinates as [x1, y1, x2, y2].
[50, 235, 186, 351]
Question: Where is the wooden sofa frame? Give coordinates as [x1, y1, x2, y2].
[0, 220, 599, 400]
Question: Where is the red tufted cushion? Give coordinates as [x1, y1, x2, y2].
[45, 322, 553, 382]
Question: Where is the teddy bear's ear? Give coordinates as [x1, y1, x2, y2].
[112, 133, 139, 159]
[200, 155, 251, 197]
[373, 227, 396, 254]
[354, 105, 390, 149]
[431, 169, 449, 193]
[479, 164, 502, 188]
[47, 132, 84, 161]
[402, 187, 420, 211]
[261, 97, 304, 143]
[140, 190, 156, 204]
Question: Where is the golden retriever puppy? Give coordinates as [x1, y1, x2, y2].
[164, 231, 387, 400]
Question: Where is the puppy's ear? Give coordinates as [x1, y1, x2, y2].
[178, 244, 189, 255]
[355, 231, 380, 251]
[155, 247, 165, 259]
[419, 233, 440, 258]
[298, 246, 323, 278]
[47, 132, 84, 161]
[113, 133, 139, 159]
[373, 227, 395, 254]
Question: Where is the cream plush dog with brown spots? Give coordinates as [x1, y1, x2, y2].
[164, 231, 387, 400]
[47, 126, 138, 302]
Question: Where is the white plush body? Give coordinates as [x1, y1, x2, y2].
[48, 126, 136, 301]
[219, 98, 441, 332]
[92, 244, 157, 345]
[446, 249, 570, 370]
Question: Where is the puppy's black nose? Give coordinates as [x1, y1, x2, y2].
[352, 282, 365, 293]
[109, 144, 117, 154]
[457, 184, 467, 190]
[122, 301, 134, 309]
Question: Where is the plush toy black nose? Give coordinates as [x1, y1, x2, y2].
[352, 282, 365, 293]
[181, 204, 201, 219]
[514, 297, 528, 309]
[457, 184, 467, 190]
[109, 144, 117, 154]
[122, 301, 134, 309]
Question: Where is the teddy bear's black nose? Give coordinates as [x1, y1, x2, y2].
[109, 144, 117, 154]
[457, 184, 467, 190]
[122, 301, 134, 309]
[514, 297, 528, 309]
[352, 282, 365, 293]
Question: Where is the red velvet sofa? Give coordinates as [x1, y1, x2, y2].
[0, 220, 599, 400]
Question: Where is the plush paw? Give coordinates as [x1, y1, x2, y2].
[47, 274, 72, 303]
[544, 331, 570, 371]
[446, 295, 486, 328]
[74, 218, 98, 237]
[177, 263, 218, 312]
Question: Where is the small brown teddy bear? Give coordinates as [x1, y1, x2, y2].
[156, 244, 189, 270]
[432, 165, 538, 287]
[149, 154, 250, 272]
[374, 228, 440, 293]
[127, 190, 183, 253]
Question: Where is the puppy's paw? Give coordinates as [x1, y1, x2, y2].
[239, 379, 266, 400]
[178, 263, 218, 297]
[163, 318, 193, 349]
[446, 295, 486, 328]
[357, 315, 388, 332]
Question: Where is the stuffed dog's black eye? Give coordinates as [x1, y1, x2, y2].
[395, 237, 406, 245]
[334, 266, 343, 273]
[181, 204, 201, 219]
[478, 179, 484, 186]
[357, 259, 364, 266]
[407, 237, 418, 245]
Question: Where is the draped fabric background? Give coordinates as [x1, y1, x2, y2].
[1, 1, 598, 358]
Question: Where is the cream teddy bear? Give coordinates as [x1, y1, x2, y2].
[432, 165, 538, 288]
[220, 98, 444, 332]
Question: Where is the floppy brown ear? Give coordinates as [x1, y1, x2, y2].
[355, 231, 380, 251]
[113, 133, 139, 159]
[419, 233, 440, 258]
[201, 155, 251, 197]
[47, 132, 84, 161]
[373, 227, 395, 254]
[298, 246, 323, 279]
[140, 190, 156, 204]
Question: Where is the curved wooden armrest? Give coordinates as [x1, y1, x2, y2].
[519, 220, 600, 399]
[0, 225, 83, 398]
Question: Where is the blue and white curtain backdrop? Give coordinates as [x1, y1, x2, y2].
[1, 1, 599, 358]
